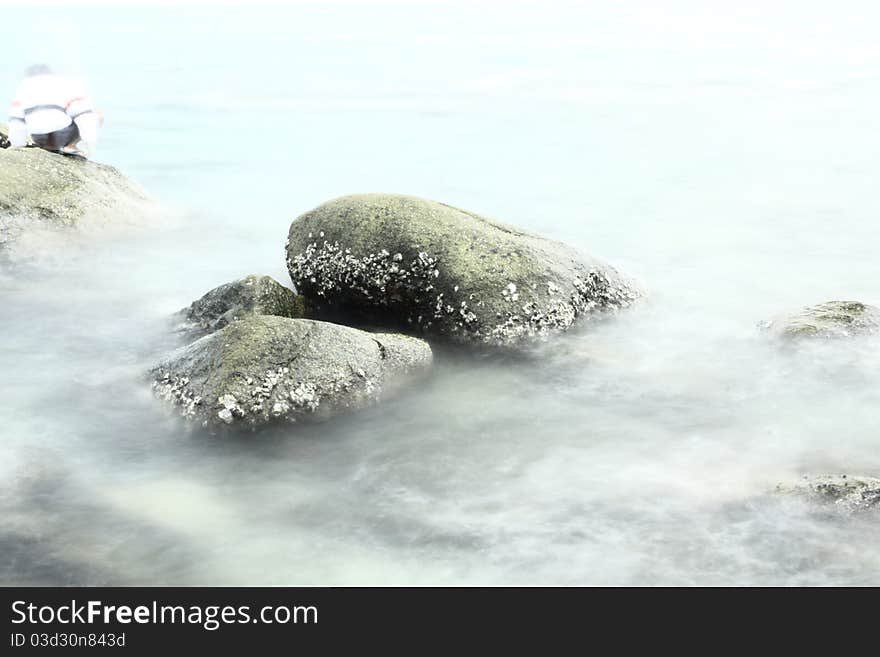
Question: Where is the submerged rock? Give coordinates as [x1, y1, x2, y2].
[0, 143, 152, 259]
[150, 314, 432, 431]
[177, 274, 310, 337]
[285, 193, 641, 349]
[775, 474, 880, 514]
[763, 301, 880, 339]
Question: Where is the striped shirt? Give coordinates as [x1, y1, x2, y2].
[9, 73, 95, 138]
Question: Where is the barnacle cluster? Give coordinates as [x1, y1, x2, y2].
[287, 238, 471, 333]
[572, 268, 641, 310]
[816, 480, 880, 512]
[247, 367, 289, 416]
[223, 369, 324, 424]
[152, 364, 327, 427]
[289, 381, 321, 412]
[217, 393, 245, 424]
[489, 268, 639, 344]
[152, 372, 203, 418]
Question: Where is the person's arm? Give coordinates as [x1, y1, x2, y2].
[8, 99, 28, 147]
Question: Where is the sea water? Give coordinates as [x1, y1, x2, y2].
[2, 1, 880, 585]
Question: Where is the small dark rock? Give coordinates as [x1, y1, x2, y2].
[177, 274, 310, 337]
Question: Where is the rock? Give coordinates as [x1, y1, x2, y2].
[150, 314, 432, 431]
[775, 474, 880, 514]
[286, 193, 641, 349]
[0, 145, 152, 259]
[762, 301, 880, 339]
[177, 275, 310, 337]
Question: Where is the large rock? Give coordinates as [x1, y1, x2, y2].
[775, 474, 880, 514]
[286, 194, 641, 348]
[762, 301, 880, 339]
[0, 144, 152, 259]
[176, 275, 310, 337]
[151, 314, 432, 431]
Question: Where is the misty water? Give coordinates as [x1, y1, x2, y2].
[3, 2, 880, 585]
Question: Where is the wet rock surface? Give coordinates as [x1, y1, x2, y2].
[776, 474, 880, 514]
[0, 142, 152, 258]
[177, 274, 310, 337]
[150, 314, 433, 432]
[762, 301, 880, 339]
[286, 193, 641, 349]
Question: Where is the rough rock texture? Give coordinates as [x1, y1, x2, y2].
[150, 315, 432, 431]
[286, 194, 641, 348]
[0, 144, 152, 257]
[762, 301, 880, 339]
[775, 474, 880, 514]
[177, 275, 310, 337]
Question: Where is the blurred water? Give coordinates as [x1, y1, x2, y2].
[2, 1, 880, 585]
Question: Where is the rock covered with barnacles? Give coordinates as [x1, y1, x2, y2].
[775, 474, 880, 514]
[176, 274, 310, 337]
[286, 193, 641, 349]
[762, 301, 880, 340]
[150, 314, 432, 431]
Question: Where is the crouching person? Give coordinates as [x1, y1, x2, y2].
[8, 64, 102, 157]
